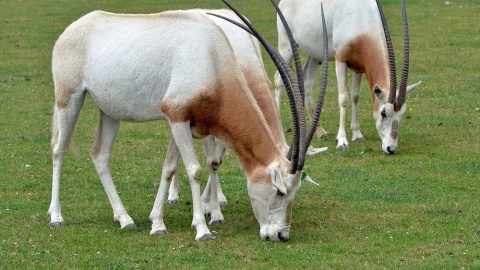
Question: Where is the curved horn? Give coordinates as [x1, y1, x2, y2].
[269, 0, 307, 171]
[270, 0, 305, 102]
[304, 3, 328, 160]
[397, 0, 409, 107]
[211, 0, 302, 173]
[375, 0, 397, 104]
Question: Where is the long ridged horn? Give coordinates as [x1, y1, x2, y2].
[397, 0, 409, 107]
[304, 3, 328, 157]
[209, 0, 302, 173]
[375, 0, 397, 105]
[271, 0, 305, 102]
[269, 0, 307, 171]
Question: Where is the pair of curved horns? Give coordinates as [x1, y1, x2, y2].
[376, 0, 410, 108]
[209, 0, 329, 173]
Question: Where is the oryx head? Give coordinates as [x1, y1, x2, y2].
[213, 0, 329, 241]
[373, 0, 421, 154]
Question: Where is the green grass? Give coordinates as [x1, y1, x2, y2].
[1, 0, 479, 269]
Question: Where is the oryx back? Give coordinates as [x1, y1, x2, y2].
[52, 10, 236, 122]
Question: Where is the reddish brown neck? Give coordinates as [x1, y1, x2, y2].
[162, 72, 284, 179]
[335, 33, 390, 112]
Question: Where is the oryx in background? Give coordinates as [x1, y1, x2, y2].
[273, 0, 421, 154]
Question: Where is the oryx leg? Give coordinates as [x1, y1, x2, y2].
[166, 171, 180, 205]
[350, 72, 365, 141]
[49, 92, 86, 227]
[150, 138, 181, 236]
[214, 139, 227, 207]
[166, 122, 214, 240]
[167, 136, 227, 208]
[335, 61, 349, 150]
[304, 56, 328, 139]
[202, 137, 228, 208]
[90, 110, 137, 230]
[273, 31, 294, 110]
[201, 136, 225, 225]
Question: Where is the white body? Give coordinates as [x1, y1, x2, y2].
[274, 0, 421, 153]
[50, 9, 306, 241]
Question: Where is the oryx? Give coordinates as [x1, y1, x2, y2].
[273, 0, 421, 154]
[49, 0, 328, 241]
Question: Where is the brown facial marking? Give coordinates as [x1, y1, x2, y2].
[394, 102, 403, 112]
[391, 120, 399, 140]
[285, 200, 293, 225]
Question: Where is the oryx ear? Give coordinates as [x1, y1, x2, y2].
[269, 166, 287, 195]
[302, 173, 319, 186]
[406, 81, 422, 96]
[373, 85, 384, 102]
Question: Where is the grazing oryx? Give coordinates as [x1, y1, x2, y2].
[273, 0, 421, 154]
[49, 0, 329, 241]
[166, 9, 326, 219]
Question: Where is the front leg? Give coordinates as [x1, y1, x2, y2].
[335, 61, 349, 150]
[170, 122, 215, 240]
[350, 72, 365, 141]
[273, 27, 295, 110]
[167, 172, 180, 205]
[214, 140, 228, 207]
[201, 136, 225, 225]
[303, 56, 329, 139]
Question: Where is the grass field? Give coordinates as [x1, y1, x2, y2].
[1, 0, 479, 269]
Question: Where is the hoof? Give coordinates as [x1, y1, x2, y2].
[198, 234, 216, 241]
[151, 229, 169, 236]
[219, 202, 228, 208]
[353, 137, 366, 141]
[319, 133, 330, 139]
[167, 199, 179, 205]
[124, 223, 141, 232]
[204, 213, 211, 220]
[49, 222, 63, 227]
[210, 220, 225, 226]
[336, 144, 349, 150]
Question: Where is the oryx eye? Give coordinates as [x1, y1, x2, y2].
[381, 109, 386, 118]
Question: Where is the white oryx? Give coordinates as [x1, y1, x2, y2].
[166, 9, 326, 217]
[49, 0, 329, 241]
[274, 0, 421, 154]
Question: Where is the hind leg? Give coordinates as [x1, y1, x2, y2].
[303, 57, 328, 139]
[49, 92, 85, 227]
[90, 110, 137, 230]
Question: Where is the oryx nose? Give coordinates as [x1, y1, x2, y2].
[387, 146, 396, 155]
[278, 232, 288, 242]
